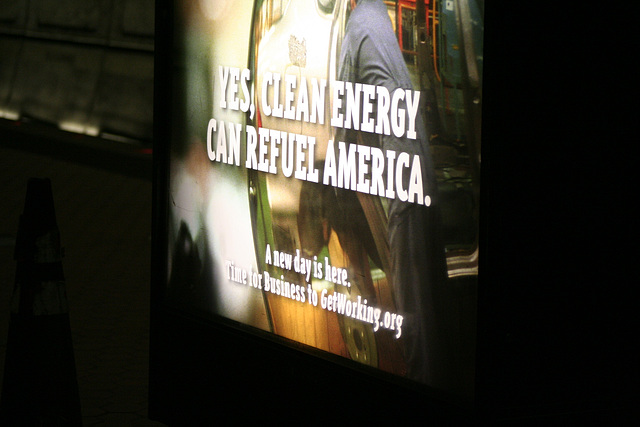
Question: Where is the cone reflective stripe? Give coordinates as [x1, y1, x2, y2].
[11, 227, 69, 316]
[0, 178, 82, 426]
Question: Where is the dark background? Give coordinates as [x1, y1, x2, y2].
[1, 0, 636, 424]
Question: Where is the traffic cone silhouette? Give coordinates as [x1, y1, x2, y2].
[0, 178, 82, 426]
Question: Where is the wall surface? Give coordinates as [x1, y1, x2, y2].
[0, 0, 155, 143]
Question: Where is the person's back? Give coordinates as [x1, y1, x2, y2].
[335, 0, 453, 389]
[340, 0, 413, 93]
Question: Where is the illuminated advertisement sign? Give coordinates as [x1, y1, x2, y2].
[160, 0, 482, 401]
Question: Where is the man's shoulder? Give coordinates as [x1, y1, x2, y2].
[349, 0, 392, 35]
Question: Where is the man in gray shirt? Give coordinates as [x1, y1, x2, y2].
[335, 0, 452, 389]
